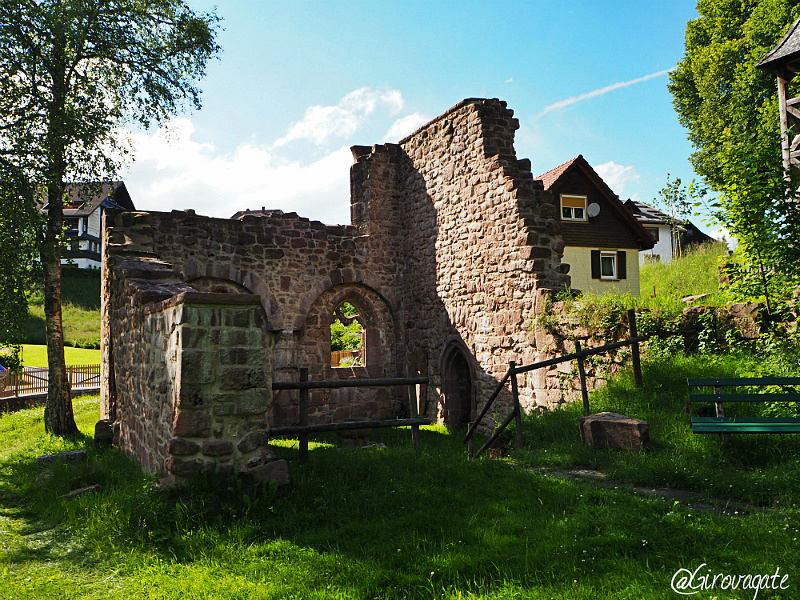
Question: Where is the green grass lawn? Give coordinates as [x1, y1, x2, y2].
[24, 268, 101, 349]
[639, 241, 729, 309]
[1, 348, 799, 600]
[20, 344, 101, 367]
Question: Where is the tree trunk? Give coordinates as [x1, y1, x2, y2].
[42, 28, 78, 437]
[41, 181, 77, 436]
[42, 240, 77, 436]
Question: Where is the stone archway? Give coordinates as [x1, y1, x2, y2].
[441, 343, 473, 429]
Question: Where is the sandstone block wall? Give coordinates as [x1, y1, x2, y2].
[395, 98, 569, 418]
[102, 97, 590, 478]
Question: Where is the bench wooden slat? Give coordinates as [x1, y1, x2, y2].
[688, 377, 800, 387]
[692, 417, 800, 434]
[688, 376, 800, 437]
[689, 393, 800, 403]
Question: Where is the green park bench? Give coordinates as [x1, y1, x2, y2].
[688, 377, 800, 435]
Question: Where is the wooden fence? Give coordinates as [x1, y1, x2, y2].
[271, 368, 429, 461]
[463, 309, 646, 459]
[330, 348, 363, 368]
[0, 364, 100, 399]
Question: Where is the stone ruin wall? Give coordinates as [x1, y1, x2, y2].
[101, 97, 581, 479]
[394, 98, 570, 415]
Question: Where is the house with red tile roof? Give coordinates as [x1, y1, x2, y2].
[535, 155, 654, 296]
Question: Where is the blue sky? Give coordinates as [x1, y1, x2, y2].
[122, 1, 707, 232]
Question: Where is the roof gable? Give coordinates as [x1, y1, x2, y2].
[40, 181, 135, 215]
[535, 155, 654, 249]
[757, 17, 800, 76]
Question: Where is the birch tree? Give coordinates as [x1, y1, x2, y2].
[0, 0, 220, 435]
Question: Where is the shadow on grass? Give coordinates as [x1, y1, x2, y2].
[1, 403, 799, 598]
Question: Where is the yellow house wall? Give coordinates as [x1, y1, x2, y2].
[563, 246, 641, 297]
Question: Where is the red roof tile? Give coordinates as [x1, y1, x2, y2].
[534, 155, 583, 190]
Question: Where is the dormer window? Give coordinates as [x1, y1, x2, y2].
[561, 194, 587, 222]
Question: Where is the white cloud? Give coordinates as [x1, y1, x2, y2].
[536, 68, 674, 119]
[594, 161, 640, 196]
[120, 87, 425, 225]
[384, 112, 430, 142]
[274, 86, 404, 148]
[123, 117, 354, 225]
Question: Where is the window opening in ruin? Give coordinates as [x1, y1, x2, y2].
[560, 194, 587, 221]
[330, 301, 365, 368]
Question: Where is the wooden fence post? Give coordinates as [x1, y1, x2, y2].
[627, 309, 643, 387]
[574, 341, 590, 416]
[299, 368, 309, 462]
[509, 361, 524, 449]
[407, 368, 421, 453]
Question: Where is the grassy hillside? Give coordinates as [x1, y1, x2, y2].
[24, 267, 101, 348]
[638, 241, 729, 309]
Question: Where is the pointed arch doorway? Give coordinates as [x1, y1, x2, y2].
[441, 343, 474, 429]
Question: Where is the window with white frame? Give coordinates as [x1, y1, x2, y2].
[560, 194, 588, 221]
[600, 252, 617, 279]
[591, 250, 627, 281]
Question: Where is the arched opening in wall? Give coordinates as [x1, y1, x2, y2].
[330, 301, 365, 368]
[441, 344, 473, 429]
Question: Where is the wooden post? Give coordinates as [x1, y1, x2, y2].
[575, 341, 590, 416]
[407, 368, 421, 453]
[714, 385, 729, 447]
[299, 368, 309, 462]
[509, 361, 524, 449]
[627, 309, 643, 388]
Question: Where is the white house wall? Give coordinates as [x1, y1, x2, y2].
[639, 225, 672, 264]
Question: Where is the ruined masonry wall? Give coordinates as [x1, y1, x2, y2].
[395, 98, 570, 415]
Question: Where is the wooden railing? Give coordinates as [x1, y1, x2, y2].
[0, 364, 100, 399]
[271, 369, 429, 461]
[463, 309, 646, 459]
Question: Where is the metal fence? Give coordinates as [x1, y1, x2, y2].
[0, 364, 100, 399]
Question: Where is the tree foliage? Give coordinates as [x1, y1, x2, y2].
[331, 302, 364, 352]
[669, 0, 800, 308]
[669, 0, 799, 191]
[0, 170, 39, 372]
[0, 1, 220, 435]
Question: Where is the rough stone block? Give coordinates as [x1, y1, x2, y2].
[236, 389, 269, 415]
[168, 438, 200, 456]
[219, 366, 266, 390]
[37, 450, 87, 465]
[223, 308, 252, 328]
[237, 430, 270, 454]
[246, 459, 290, 486]
[179, 385, 208, 408]
[173, 409, 212, 437]
[181, 350, 216, 384]
[219, 347, 264, 366]
[202, 440, 234, 456]
[94, 419, 113, 447]
[245, 447, 278, 468]
[165, 456, 207, 477]
[578, 412, 649, 451]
